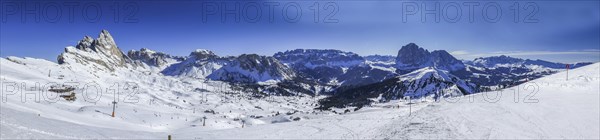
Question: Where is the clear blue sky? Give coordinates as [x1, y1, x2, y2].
[1, 0, 599, 63]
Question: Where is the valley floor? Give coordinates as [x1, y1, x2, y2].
[2, 62, 599, 139]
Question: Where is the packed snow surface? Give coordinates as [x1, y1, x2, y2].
[1, 56, 598, 139]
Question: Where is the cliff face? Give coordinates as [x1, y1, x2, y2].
[395, 43, 465, 73]
[58, 30, 135, 71]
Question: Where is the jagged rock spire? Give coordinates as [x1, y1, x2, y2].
[96, 29, 117, 50]
[58, 30, 133, 71]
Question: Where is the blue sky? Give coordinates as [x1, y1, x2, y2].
[1, 0, 599, 63]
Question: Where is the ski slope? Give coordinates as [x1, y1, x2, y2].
[0, 57, 323, 139]
[174, 62, 600, 139]
[374, 62, 600, 139]
[1, 56, 598, 139]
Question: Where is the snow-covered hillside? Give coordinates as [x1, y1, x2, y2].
[178, 62, 600, 139]
[1, 30, 597, 139]
[0, 56, 324, 139]
[317, 66, 477, 109]
[3, 54, 596, 139]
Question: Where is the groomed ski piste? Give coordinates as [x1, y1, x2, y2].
[1, 56, 599, 139]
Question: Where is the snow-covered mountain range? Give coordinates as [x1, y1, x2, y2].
[19, 30, 595, 108]
[459, 55, 592, 87]
[319, 67, 477, 109]
[1, 30, 597, 139]
[274, 49, 396, 86]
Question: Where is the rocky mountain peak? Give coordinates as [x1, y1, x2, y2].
[190, 49, 217, 60]
[58, 30, 133, 71]
[396, 43, 432, 70]
[207, 54, 296, 83]
[400, 43, 424, 51]
[139, 48, 154, 53]
[236, 54, 286, 73]
[430, 50, 465, 71]
[128, 48, 183, 68]
[71, 30, 122, 56]
[75, 36, 95, 51]
[96, 30, 116, 49]
[395, 43, 465, 72]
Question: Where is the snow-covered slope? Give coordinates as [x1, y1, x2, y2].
[172, 62, 599, 139]
[318, 67, 477, 109]
[375, 62, 600, 139]
[465, 55, 590, 69]
[0, 56, 324, 139]
[1, 30, 596, 139]
[458, 55, 593, 87]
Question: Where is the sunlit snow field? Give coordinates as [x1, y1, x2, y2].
[1, 57, 599, 139]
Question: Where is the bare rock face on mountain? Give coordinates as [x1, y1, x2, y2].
[208, 54, 296, 83]
[395, 43, 465, 73]
[57, 30, 135, 71]
[273, 49, 398, 87]
[127, 48, 184, 68]
[364, 55, 396, 63]
[189, 49, 218, 60]
[161, 49, 229, 78]
[396, 43, 431, 70]
[430, 50, 465, 71]
[274, 49, 366, 84]
[162, 50, 296, 83]
[274, 49, 365, 68]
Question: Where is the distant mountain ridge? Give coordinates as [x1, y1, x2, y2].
[127, 48, 185, 68]
[274, 49, 365, 69]
[318, 67, 478, 109]
[273, 49, 395, 87]
[464, 55, 591, 69]
[48, 30, 593, 109]
[207, 54, 296, 83]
